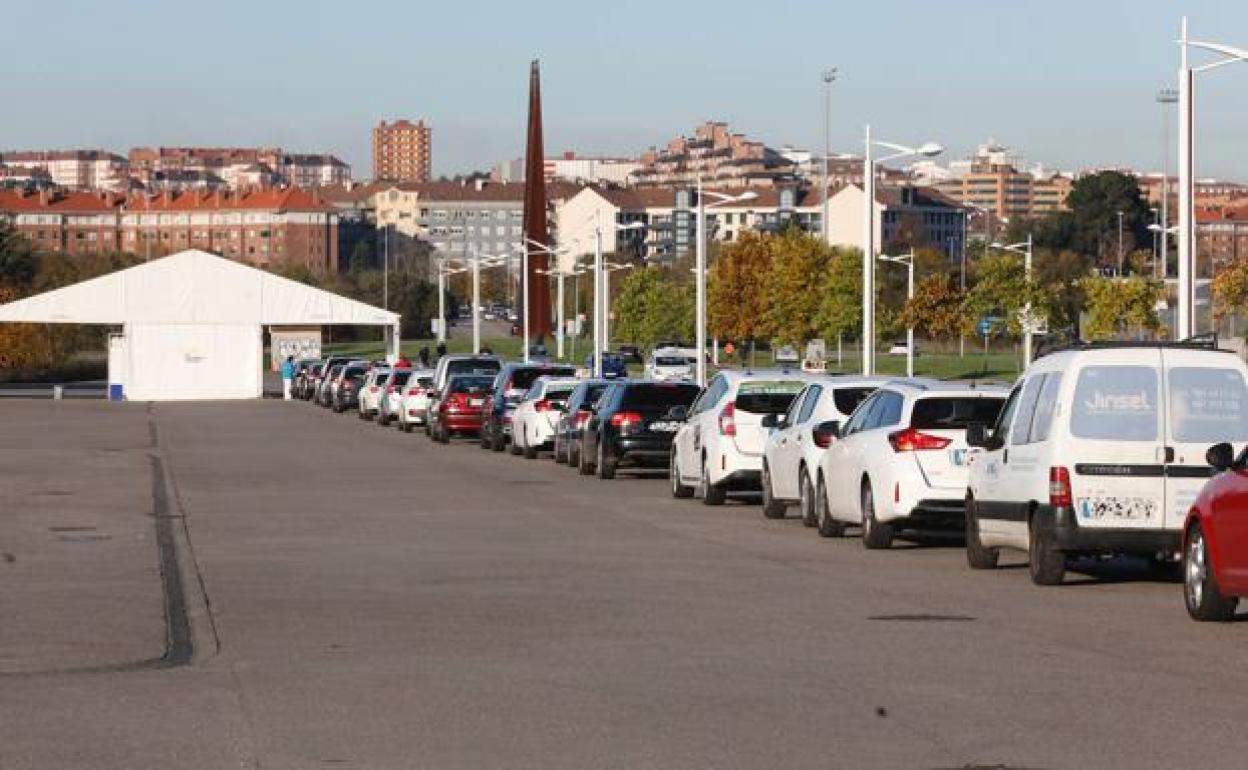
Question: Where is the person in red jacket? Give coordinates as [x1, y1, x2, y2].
[394, 354, 412, 368]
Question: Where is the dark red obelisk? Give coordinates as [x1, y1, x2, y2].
[521, 60, 552, 340]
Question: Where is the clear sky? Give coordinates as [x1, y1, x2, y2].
[3, 0, 1247, 179]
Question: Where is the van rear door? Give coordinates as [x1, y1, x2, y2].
[1161, 349, 1248, 531]
[1066, 351, 1165, 531]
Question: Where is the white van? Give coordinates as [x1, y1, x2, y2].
[965, 340, 1248, 585]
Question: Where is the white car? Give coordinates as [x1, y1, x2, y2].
[760, 376, 887, 527]
[646, 348, 694, 382]
[816, 380, 1007, 548]
[376, 368, 414, 426]
[395, 370, 436, 433]
[966, 341, 1248, 585]
[511, 377, 581, 459]
[671, 369, 824, 505]
[357, 367, 392, 419]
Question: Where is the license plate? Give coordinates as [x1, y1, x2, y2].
[649, 421, 679, 432]
[469, 398, 484, 407]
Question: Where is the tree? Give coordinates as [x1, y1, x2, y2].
[613, 266, 694, 352]
[901, 275, 970, 341]
[0, 222, 40, 289]
[1079, 276, 1164, 339]
[762, 231, 831, 347]
[1064, 171, 1152, 269]
[1213, 258, 1248, 320]
[708, 232, 772, 345]
[815, 248, 863, 342]
[964, 251, 1054, 338]
[0, 285, 54, 370]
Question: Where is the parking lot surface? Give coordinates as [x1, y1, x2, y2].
[4, 399, 1248, 768]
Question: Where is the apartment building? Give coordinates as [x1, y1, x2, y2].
[554, 182, 967, 268]
[372, 119, 432, 183]
[0, 150, 129, 191]
[0, 188, 339, 271]
[1197, 201, 1248, 272]
[128, 147, 350, 191]
[630, 121, 798, 189]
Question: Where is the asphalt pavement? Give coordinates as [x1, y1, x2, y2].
[4, 398, 1248, 769]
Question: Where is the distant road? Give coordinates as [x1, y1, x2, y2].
[0, 380, 106, 398]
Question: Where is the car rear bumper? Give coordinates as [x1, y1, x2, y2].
[1038, 505, 1181, 556]
[712, 469, 762, 491]
[612, 437, 675, 467]
[442, 414, 483, 432]
[888, 498, 967, 531]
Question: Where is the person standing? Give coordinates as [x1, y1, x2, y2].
[418, 346, 431, 368]
[436, 341, 447, 361]
[281, 356, 296, 401]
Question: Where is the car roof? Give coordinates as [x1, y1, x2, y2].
[713, 368, 827, 383]
[876, 377, 1010, 397]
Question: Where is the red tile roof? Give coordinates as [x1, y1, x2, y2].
[0, 187, 338, 214]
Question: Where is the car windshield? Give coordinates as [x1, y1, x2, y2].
[911, 396, 1005, 430]
[655, 357, 688, 367]
[735, 380, 807, 414]
[447, 359, 501, 377]
[622, 383, 700, 410]
[833, 387, 876, 415]
[416, 377, 434, 388]
[391, 371, 412, 387]
[343, 366, 368, 378]
[451, 376, 494, 394]
[509, 367, 577, 391]
[571, 383, 609, 410]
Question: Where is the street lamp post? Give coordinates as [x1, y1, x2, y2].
[1177, 17, 1248, 338]
[861, 126, 943, 375]
[1157, 87, 1178, 280]
[992, 236, 1035, 367]
[878, 251, 915, 377]
[470, 252, 507, 355]
[822, 68, 838, 246]
[601, 261, 635, 354]
[694, 179, 758, 386]
[1117, 210, 1125, 276]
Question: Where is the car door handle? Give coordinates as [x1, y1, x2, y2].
[1164, 446, 1175, 463]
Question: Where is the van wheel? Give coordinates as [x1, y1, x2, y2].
[1028, 511, 1066, 585]
[671, 450, 694, 498]
[701, 460, 726, 506]
[1185, 522, 1238, 621]
[860, 481, 893, 550]
[799, 468, 817, 528]
[816, 475, 845, 538]
[761, 463, 786, 519]
[965, 496, 1000, 570]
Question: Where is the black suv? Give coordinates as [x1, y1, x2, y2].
[480, 362, 578, 452]
[579, 380, 700, 479]
[331, 363, 370, 413]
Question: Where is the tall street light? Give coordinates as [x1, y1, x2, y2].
[877, 251, 915, 377]
[592, 221, 646, 377]
[522, 238, 577, 361]
[437, 257, 468, 346]
[601, 260, 635, 355]
[470, 251, 508, 355]
[1157, 87, 1178, 280]
[695, 180, 758, 386]
[861, 127, 943, 375]
[821, 68, 838, 246]
[1177, 17, 1248, 339]
[992, 236, 1035, 367]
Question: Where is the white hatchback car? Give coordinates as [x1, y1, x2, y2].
[671, 369, 824, 505]
[395, 370, 436, 433]
[357, 367, 392, 420]
[816, 380, 1008, 548]
[760, 376, 887, 527]
[646, 348, 694, 382]
[511, 377, 581, 459]
[965, 341, 1248, 585]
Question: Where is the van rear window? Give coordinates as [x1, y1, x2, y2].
[1070, 366, 1158, 441]
[736, 380, 806, 414]
[448, 359, 501, 377]
[1168, 367, 1248, 442]
[911, 397, 1005, 429]
[510, 367, 577, 391]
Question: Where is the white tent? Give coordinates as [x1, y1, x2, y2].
[0, 249, 401, 400]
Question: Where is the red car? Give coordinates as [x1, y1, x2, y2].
[432, 374, 494, 444]
[1183, 441, 1248, 621]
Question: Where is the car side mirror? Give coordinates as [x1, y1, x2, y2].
[966, 423, 988, 449]
[1208, 442, 1235, 472]
[667, 404, 689, 421]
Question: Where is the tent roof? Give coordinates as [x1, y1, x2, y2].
[0, 250, 399, 326]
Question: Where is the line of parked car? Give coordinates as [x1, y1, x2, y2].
[292, 337, 1248, 622]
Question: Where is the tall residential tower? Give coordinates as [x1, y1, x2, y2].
[371, 119, 432, 183]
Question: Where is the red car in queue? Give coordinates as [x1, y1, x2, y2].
[432, 374, 495, 444]
[1182, 441, 1248, 621]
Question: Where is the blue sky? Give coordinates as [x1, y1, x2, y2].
[3, 0, 1247, 179]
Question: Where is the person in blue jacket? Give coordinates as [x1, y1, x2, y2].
[281, 356, 296, 401]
